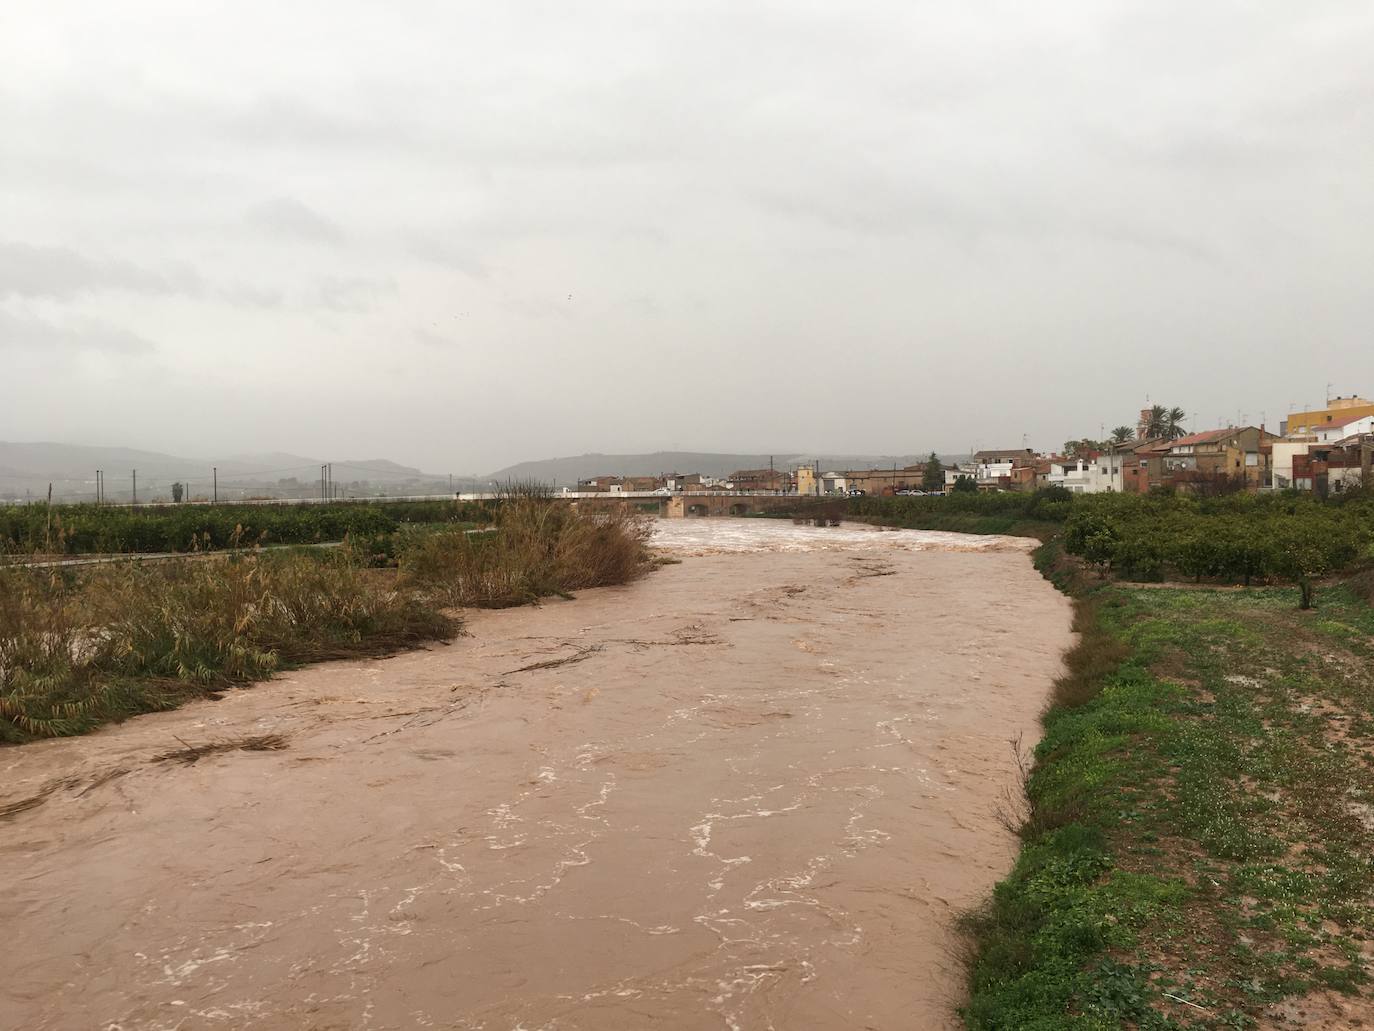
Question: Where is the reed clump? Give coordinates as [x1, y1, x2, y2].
[399, 495, 651, 608]
[0, 548, 455, 742]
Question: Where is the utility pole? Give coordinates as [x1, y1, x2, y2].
[132, 470, 137, 506]
[213, 466, 218, 504]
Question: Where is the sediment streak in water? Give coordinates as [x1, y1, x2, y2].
[0, 520, 1073, 1030]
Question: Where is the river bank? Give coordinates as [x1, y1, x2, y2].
[0, 520, 1072, 1030]
[961, 560, 1374, 1029]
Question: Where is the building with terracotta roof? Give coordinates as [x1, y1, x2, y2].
[1154, 426, 1277, 492]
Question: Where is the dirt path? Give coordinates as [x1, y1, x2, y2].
[0, 522, 1072, 1030]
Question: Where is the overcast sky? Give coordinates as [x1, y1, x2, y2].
[2, 1, 1371, 473]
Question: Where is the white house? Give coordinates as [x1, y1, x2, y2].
[1318, 415, 1374, 443]
[1273, 416, 1374, 489]
[1093, 451, 1131, 492]
[1047, 457, 1095, 493]
[971, 449, 1036, 484]
[944, 466, 975, 488]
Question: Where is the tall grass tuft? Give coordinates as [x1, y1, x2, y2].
[0, 549, 455, 742]
[400, 495, 651, 608]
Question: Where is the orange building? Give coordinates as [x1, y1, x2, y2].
[1283, 395, 1374, 436]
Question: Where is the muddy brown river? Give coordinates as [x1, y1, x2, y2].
[1, 520, 1073, 1031]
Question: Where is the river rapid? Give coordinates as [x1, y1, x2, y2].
[1, 519, 1073, 1031]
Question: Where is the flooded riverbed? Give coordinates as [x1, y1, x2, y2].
[1, 520, 1073, 1030]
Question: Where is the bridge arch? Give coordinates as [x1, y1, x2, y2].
[687, 503, 710, 517]
[728, 502, 750, 516]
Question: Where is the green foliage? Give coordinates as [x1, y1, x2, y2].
[1062, 492, 1370, 603]
[848, 487, 1074, 539]
[922, 451, 943, 492]
[0, 499, 489, 555]
[1142, 404, 1189, 440]
[953, 475, 978, 494]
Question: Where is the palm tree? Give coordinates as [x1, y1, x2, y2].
[1165, 407, 1187, 440]
[1145, 404, 1168, 438]
[1111, 426, 1134, 444]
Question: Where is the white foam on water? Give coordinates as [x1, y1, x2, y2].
[650, 517, 1036, 555]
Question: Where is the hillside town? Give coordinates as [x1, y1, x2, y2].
[571, 395, 1374, 499]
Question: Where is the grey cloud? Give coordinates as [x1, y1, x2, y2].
[219, 283, 286, 308]
[245, 197, 346, 246]
[1, 1, 1370, 473]
[407, 237, 492, 279]
[413, 328, 456, 348]
[0, 241, 202, 299]
[315, 276, 396, 313]
[0, 309, 157, 355]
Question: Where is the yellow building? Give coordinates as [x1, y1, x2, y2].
[1285, 395, 1374, 435]
[795, 467, 818, 496]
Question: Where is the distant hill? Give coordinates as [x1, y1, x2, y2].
[486, 452, 965, 483]
[1, 440, 966, 503]
[0, 441, 450, 502]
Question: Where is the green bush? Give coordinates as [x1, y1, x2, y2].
[1061, 492, 1372, 603]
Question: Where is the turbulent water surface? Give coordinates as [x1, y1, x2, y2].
[1, 519, 1073, 1030]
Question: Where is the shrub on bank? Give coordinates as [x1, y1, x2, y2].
[845, 488, 1073, 539]
[400, 496, 651, 608]
[1062, 493, 1368, 603]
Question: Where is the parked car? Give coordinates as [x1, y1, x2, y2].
[847, 488, 866, 496]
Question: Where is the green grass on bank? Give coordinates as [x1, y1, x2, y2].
[962, 545, 1374, 1028]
